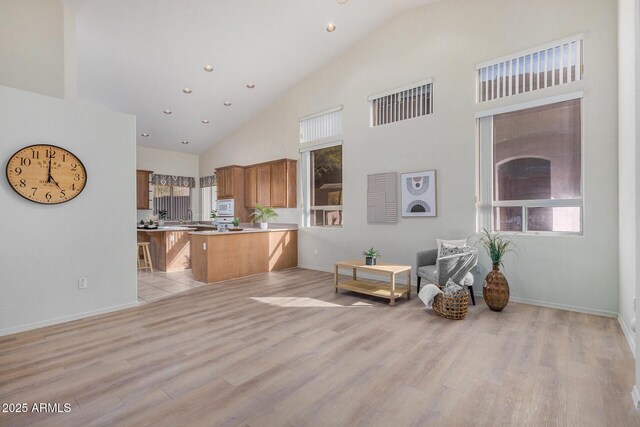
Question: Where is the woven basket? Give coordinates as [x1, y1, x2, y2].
[432, 290, 469, 320]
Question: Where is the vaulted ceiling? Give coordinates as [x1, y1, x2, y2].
[69, 0, 440, 154]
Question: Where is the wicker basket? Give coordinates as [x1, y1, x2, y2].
[432, 290, 469, 320]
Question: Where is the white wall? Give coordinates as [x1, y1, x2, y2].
[136, 146, 200, 220]
[619, 0, 637, 355]
[200, 0, 619, 316]
[0, 0, 65, 98]
[0, 85, 137, 335]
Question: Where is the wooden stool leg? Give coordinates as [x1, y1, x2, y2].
[144, 245, 153, 273]
[137, 246, 143, 270]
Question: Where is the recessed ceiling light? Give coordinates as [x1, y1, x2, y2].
[181, 140, 189, 145]
[163, 109, 172, 114]
[326, 23, 336, 32]
[247, 83, 255, 89]
[224, 101, 232, 106]
[183, 88, 192, 94]
[204, 64, 214, 72]
[337, 0, 348, 4]
[202, 119, 210, 124]
[141, 133, 149, 137]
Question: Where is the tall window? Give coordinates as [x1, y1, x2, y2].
[151, 174, 194, 220]
[478, 97, 582, 234]
[200, 175, 217, 221]
[306, 144, 343, 226]
[300, 106, 344, 227]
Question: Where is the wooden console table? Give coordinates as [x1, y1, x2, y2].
[333, 260, 411, 306]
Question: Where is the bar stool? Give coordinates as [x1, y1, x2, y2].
[137, 242, 153, 272]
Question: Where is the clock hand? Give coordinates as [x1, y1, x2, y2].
[47, 156, 52, 182]
[49, 174, 63, 192]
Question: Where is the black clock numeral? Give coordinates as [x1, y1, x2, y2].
[62, 154, 66, 162]
[60, 190, 66, 198]
[31, 150, 39, 159]
[20, 157, 31, 166]
[19, 179, 26, 188]
[45, 149, 56, 159]
[74, 174, 81, 181]
[14, 167, 22, 176]
[31, 188, 37, 196]
[70, 163, 78, 171]
[45, 192, 52, 201]
[70, 183, 76, 191]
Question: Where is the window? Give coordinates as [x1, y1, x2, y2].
[299, 106, 343, 143]
[368, 80, 433, 127]
[302, 143, 343, 227]
[200, 175, 217, 220]
[477, 35, 583, 103]
[478, 97, 582, 234]
[151, 174, 194, 220]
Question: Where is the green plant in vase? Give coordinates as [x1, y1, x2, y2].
[362, 247, 381, 265]
[250, 205, 278, 230]
[232, 217, 240, 228]
[210, 209, 218, 224]
[476, 228, 518, 312]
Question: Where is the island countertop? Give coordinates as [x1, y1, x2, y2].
[137, 226, 197, 232]
[189, 225, 297, 236]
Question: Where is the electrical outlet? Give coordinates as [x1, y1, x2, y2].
[78, 278, 88, 289]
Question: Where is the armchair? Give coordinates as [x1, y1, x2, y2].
[416, 248, 477, 305]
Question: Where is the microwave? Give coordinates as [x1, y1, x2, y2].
[217, 199, 235, 217]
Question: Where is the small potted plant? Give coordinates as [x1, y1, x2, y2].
[362, 247, 381, 265]
[250, 205, 278, 230]
[210, 209, 218, 224]
[157, 210, 168, 226]
[230, 216, 242, 231]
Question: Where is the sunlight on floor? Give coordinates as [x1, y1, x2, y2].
[249, 297, 372, 308]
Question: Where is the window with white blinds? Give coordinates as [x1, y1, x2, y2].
[299, 106, 343, 143]
[477, 35, 583, 103]
[368, 80, 433, 127]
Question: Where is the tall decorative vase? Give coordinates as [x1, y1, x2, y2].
[483, 264, 509, 311]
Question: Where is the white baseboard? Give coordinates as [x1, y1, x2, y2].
[618, 315, 637, 358]
[0, 301, 139, 337]
[299, 265, 617, 317]
[632, 385, 640, 409]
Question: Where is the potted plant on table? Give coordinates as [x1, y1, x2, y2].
[210, 209, 218, 224]
[230, 216, 242, 231]
[362, 247, 381, 265]
[250, 205, 278, 230]
[476, 228, 518, 312]
[157, 210, 167, 226]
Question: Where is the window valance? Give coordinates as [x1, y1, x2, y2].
[200, 174, 217, 188]
[151, 174, 195, 188]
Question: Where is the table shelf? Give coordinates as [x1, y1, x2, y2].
[337, 280, 408, 299]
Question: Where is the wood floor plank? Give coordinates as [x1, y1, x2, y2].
[0, 268, 638, 426]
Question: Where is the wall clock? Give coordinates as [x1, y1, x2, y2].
[6, 144, 87, 204]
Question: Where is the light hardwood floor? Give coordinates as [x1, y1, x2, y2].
[1, 268, 638, 426]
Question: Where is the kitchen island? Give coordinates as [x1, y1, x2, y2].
[137, 226, 196, 272]
[189, 226, 298, 283]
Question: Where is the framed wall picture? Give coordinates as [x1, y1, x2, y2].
[401, 170, 437, 217]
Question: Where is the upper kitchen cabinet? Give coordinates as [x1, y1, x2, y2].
[136, 170, 153, 210]
[244, 159, 296, 208]
[215, 166, 245, 199]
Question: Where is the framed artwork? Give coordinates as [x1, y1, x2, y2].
[401, 170, 437, 217]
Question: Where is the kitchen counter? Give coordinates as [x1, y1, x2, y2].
[137, 227, 195, 272]
[190, 226, 298, 283]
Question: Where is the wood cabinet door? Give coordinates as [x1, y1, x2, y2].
[270, 161, 287, 208]
[256, 164, 271, 206]
[136, 170, 151, 209]
[244, 166, 257, 208]
[215, 169, 226, 198]
[216, 168, 234, 198]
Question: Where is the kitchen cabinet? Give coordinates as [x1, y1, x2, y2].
[244, 167, 257, 208]
[242, 159, 297, 209]
[256, 164, 271, 206]
[215, 165, 249, 221]
[136, 170, 153, 210]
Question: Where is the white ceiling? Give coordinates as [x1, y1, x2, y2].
[70, 0, 439, 154]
